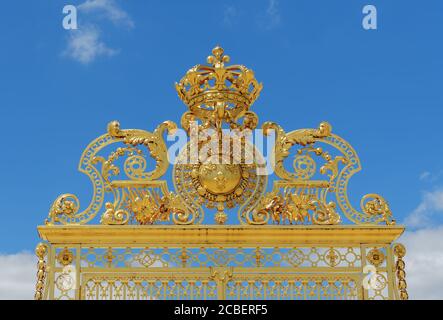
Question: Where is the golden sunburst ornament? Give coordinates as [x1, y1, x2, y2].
[174, 145, 266, 224]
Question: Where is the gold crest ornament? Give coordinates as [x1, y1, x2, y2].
[36, 47, 406, 300]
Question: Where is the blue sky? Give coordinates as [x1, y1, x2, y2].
[1, 0, 443, 256]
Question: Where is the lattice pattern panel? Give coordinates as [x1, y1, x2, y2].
[45, 244, 395, 300]
[225, 277, 360, 300]
[80, 246, 362, 269]
[81, 275, 218, 300]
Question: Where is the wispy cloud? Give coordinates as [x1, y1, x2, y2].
[78, 0, 134, 28]
[257, 0, 281, 30]
[0, 252, 35, 300]
[266, 0, 281, 26]
[223, 6, 238, 27]
[419, 170, 443, 183]
[419, 171, 431, 181]
[405, 189, 443, 228]
[64, 26, 117, 64]
[63, 0, 132, 64]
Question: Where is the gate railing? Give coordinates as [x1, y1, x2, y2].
[36, 225, 406, 300]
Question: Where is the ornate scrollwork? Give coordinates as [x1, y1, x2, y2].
[320, 155, 347, 184]
[46, 133, 115, 225]
[251, 191, 340, 225]
[260, 119, 396, 225]
[107, 120, 176, 180]
[231, 111, 259, 131]
[44, 46, 398, 228]
[112, 186, 188, 225]
[92, 147, 142, 186]
[100, 202, 130, 225]
[46, 120, 176, 225]
[361, 194, 395, 225]
[293, 154, 316, 180]
[262, 121, 332, 181]
[37, 46, 407, 302]
[46, 194, 80, 225]
[311, 200, 341, 225]
[128, 190, 171, 225]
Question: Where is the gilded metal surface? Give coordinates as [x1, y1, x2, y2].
[35, 241, 404, 300]
[36, 46, 406, 300]
[393, 243, 408, 300]
[37, 225, 405, 245]
[367, 248, 385, 267]
[34, 243, 48, 300]
[56, 247, 74, 266]
[173, 140, 267, 225]
[176, 46, 262, 127]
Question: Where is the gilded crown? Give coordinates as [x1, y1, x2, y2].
[175, 46, 263, 121]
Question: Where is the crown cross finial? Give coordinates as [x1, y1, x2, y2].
[207, 46, 230, 68]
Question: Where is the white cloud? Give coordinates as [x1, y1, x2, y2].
[0, 252, 35, 300]
[257, 0, 281, 30]
[78, 0, 134, 28]
[63, 0, 132, 64]
[402, 226, 443, 299]
[64, 26, 117, 64]
[405, 189, 443, 228]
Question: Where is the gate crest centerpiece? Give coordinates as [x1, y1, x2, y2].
[36, 47, 408, 300]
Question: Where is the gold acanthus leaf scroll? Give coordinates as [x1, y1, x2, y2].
[107, 120, 177, 180]
[361, 194, 396, 225]
[100, 202, 130, 225]
[263, 121, 332, 181]
[92, 147, 142, 187]
[252, 192, 340, 225]
[127, 190, 188, 225]
[46, 194, 79, 225]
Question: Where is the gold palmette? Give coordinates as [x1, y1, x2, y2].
[36, 47, 406, 300]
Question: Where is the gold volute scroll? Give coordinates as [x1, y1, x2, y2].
[106, 120, 177, 180]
